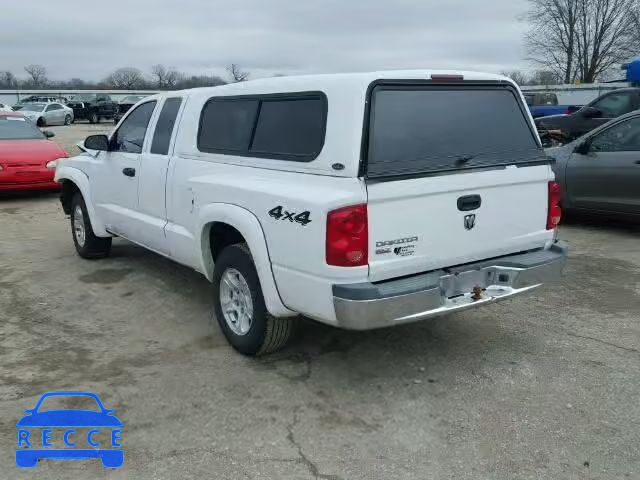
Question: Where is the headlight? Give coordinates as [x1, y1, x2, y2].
[46, 160, 58, 169]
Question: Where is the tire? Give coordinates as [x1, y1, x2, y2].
[36, 117, 45, 127]
[213, 243, 294, 356]
[88, 111, 98, 124]
[70, 193, 112, 259]
[64, 114, 72, 125]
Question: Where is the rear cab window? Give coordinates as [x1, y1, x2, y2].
[197, 92, 327, 161]
[151, 97, 183, 155]
[363, 82, 545, 179]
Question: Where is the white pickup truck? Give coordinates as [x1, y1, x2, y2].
[55, 70, 567, 355]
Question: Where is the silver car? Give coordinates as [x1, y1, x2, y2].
[546, 109, 640, 219]
[13, 102, 74, 127]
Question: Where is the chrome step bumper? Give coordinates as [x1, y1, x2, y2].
[333, 242, 568, 330]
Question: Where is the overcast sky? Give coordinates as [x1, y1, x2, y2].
[1, 0, 531, 81]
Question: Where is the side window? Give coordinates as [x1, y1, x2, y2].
[591, 117, 640, 152]
[197, 92, 326, 161]
[592, 93, 633, 118]
[46, 104, 55, 111]
[111, 101, 157, 154]
[250, 98, 325, 158]
[150, 97, 182, 155]
[198, 99, 258, 152]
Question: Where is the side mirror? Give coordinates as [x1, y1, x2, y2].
[582, 107, 601, 118]
[573, 140, 591, 155]
[43, 130, 55, 139]
[84, 134, 109, 151]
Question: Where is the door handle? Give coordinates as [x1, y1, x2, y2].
[122, 167, 136, 177]
[634, 160, 640, 165]
[457, 194, 482, 211]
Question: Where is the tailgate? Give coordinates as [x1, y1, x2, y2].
[363, 80, 554, 282]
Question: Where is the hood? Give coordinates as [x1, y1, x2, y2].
[0, 139, 67, 166]
[535, 113, 573, 130]
[16, 409, 123, 427]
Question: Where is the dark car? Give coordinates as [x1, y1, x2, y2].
[67, 94, 117, 124]
[113, 95, 149, 124]
[546, 109, 640, 219]
[536, 88, 640, 145]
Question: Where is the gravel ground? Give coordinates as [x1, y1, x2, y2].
[45, 122, 112, 156]
[0, 126, 638, 479]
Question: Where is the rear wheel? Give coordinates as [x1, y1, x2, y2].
[213, 243, 294, 355]
[70, 193, 112, 259]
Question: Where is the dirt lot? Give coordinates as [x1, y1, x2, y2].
[45, 122, 112, 156]
[0, 125, 639, 479]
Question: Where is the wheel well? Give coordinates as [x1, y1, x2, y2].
[60, 180, 80, 215]
[209, 223, 246, 261]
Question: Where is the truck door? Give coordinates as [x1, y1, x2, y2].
[92, 100, 157, 239]
[134, 97, 183, 254]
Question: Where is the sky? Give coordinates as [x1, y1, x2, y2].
[0, 0, 531, 82]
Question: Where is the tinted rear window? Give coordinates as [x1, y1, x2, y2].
[198, 92, 326, 161]
[365, 85, 543, 178]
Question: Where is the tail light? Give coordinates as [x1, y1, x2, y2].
[547, 181, 562, 230]
[326, 204, 368, 267]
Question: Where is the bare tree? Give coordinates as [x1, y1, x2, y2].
[0, 71, 18, 88]
[530, 69, 561, 85]
[525, 0, 640, 83]
[226, 63, 249, 82]
[500, 70, 529, 85]
[151, 64, 183, 89]
[105, 67, 144, 89]
[24, 64, 47, 87]
[574, 0, 639, 82]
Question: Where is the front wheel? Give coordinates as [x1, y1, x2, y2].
[88, 112, 98, 124]
[70, 193, 112, 259]
[64, 114, 72, 125]
[213, 244, 294, 355]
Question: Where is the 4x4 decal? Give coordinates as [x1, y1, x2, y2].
[268, 206, 312, 226]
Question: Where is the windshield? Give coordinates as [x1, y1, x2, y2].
[14, 104, 45, 112]
[0, 116, 45, 140]
[365, 85, 543, 178]
[122, 96, 147, 103]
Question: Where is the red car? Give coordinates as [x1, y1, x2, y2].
[0, 112, 68, 191]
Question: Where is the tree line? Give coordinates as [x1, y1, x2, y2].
[524, 0, 640, 84]
[0, 64, 251, 90]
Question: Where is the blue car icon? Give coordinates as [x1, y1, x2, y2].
[16, 391, 123, 468]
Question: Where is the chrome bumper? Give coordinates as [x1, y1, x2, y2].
[333, 242, 568, 330]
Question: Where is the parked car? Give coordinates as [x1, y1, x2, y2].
[536, 88, 640, 145]
[67, 94, 117, 123]
[114, 95, 150, 123]
[546, 110, 640, 218]
[54, 70, 567, 355]
[12, 102, 74, 127]
[524, 92, 581, 118]
[0, 103, 13, 112]
[0, 112, 68, 191]
[16, 95, 68, 105]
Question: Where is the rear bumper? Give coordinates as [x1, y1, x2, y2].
[333, 242, 568, 330]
